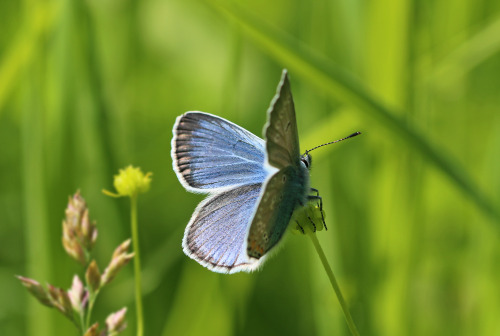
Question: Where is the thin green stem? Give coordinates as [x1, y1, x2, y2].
[78, 307, 85, 335]
[85, 290, 99, 332]
[308, 233, 360, 336]
[130, 194, 144, 336]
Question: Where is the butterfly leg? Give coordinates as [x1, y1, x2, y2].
[307, 215, 317, 232]
[295, 220, 305, 234]
[309, 188, 321, 208]
[308, 189, 327, 230]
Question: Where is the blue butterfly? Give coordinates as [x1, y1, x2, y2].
[171, 70, 359, 273]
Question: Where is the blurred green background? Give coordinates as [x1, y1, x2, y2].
[1, 0, 500, 335]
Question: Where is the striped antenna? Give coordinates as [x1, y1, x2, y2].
[305, 132, 361, 154]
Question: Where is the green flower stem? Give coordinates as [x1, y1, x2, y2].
[85, 290, 99, 333]
[78, 305, 85, 335]
[130, 194, 144, 336]
[308, 232, 360, 336]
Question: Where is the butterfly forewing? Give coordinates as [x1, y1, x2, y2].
[172, 112, 268, 192]
[263, 71, 301, 169]
[183, 183, 265, 273]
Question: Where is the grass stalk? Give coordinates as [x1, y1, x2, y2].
[20, 28, 52, 335]
[308, 232, 360, 336]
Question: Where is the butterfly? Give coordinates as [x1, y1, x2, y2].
[171, 69, 360, 273]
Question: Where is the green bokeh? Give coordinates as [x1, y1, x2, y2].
[1, 0, 500, 335]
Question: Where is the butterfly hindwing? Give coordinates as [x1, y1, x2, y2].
[183, 183, 265, 273]
[247, 166, 309, 258]
[172, 112, 268, 192]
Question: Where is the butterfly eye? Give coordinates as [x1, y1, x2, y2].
[301, 154, 312, 169]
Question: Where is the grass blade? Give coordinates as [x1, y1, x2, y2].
[205, 0, 500, 223]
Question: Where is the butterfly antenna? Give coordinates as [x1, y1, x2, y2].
[305, 132, 361, 154]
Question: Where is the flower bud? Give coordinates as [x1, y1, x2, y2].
[112, 239, 131, 260]
[81, 209, 97, 250]
[101, 250, 134, 286]
[17, 276, 53, 307]
[106, 307, 128, 334]
[101, 239, 134, 286]
[85, 260, 101, 293]
[84, 322, 100, 336]
[68, 275, 86, 313]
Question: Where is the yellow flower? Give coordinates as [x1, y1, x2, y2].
[291, 202, 327, 235]
[103, 166, 152, 198]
